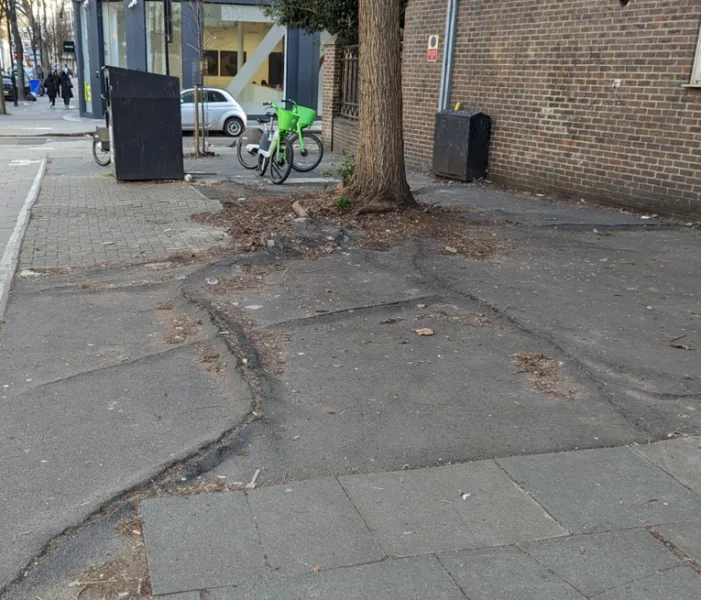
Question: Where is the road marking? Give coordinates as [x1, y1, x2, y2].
[9, 159, 42, 166]
[0, 157, 47, 319]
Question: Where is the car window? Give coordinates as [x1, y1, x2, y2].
[181, 91, 194, 103]
[205, 90, 227, 103]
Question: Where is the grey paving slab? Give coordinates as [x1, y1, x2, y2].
[499, 447, 701, 533]
[157, 594, 201, 600]
[634, 437, 701, 496]
[20, 172, 227, 269]
[141, 492, 265, 596]
[339, 461, 566, 557]
[246, 478, 384, 576]
[653, 523, 701, 563]
[519, 529, 680, 597]
[206, 555, 466, 600]
[594, 566, 701, 600]
[438, 546, 585, 600]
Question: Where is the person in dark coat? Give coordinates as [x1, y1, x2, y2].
[44, 70, 60, 107]
[58, 67, 73, 109]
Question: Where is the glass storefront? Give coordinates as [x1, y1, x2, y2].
[146, 1, 183, 82]
[202, 3, 285, 113]
[81, 1, 319, 118]
[102, 1, 127, 68]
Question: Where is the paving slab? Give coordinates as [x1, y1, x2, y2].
[20, 171, 227, 270]
[205, 555, 466, 600]
[438, 546, 585, 600]
[339, 461, 566, 557]
[519, 529, 680, 597]
[246, 477, 384, 576]
[652, 523, 701, 564]
[0, 343, 248, 593]
[499, 447, 701, 533]
[141, 492, 265, 596]
[593, 566, 701, 600]
[634, 437, 701, 496]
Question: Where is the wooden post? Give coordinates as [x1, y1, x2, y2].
[193, 83, 201, 157]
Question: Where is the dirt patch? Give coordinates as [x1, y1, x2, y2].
[217, 305, 291, 376]
[154, 300, 175, 311]
[192, 184, 508, 259]
[513, 350, 572, 399]
[197, 344, 227, 377]
[162, 314, 203, 344]
[72, 280, 107, 292]
[206, 263, 286, 295]
[68, 514, 150, 599]
[166, 475, 247, 496]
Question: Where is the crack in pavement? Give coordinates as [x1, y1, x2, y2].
[259, 295, 444, 329]
[409, 242, 675, 438]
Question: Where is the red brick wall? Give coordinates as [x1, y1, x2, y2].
[322, 42, 343, 152]
[332, 116, 359, 155]
[405, 0, 701, 218]
[401, 0, 448, 168]
[324, 1, 701, 218]
[325, 0, 447, 166]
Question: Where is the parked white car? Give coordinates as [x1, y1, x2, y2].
[180, 88, 247, 137]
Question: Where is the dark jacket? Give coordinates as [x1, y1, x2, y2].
[44, 74, 59, 97]
[58, 72, 73, 99]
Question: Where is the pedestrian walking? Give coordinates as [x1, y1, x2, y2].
[58, 67, 73, 109]
[44, 70, 60, 107]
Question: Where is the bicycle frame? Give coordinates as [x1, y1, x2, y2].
[285, 100, 311, 154]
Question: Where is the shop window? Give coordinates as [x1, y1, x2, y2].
[221, 51, 246, 76]
[204, 50, 219, 76]
[102, 1, 127, 68]
[268, 52, 284, 88]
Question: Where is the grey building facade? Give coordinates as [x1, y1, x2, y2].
[73, 0, 323, 119]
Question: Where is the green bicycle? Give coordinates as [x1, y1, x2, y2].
[238, 99, 323, 174]
[256, 101, 296, 185]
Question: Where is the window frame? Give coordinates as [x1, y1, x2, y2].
[688, 18, 701, 87]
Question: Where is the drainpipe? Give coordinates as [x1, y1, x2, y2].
[438, 0, 459, 111]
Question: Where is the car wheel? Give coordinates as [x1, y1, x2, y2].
[224, 117, 243, 137]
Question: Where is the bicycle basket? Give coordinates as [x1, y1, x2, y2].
[295, 105, 317, 128]
[276, 108, 298, 131]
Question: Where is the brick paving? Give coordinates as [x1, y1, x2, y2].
[20, 168, 227, 269]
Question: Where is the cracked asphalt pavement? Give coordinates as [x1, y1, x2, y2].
[1, 167, 700, 597]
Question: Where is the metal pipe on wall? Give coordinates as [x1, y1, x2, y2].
[438, 0, 459, 111]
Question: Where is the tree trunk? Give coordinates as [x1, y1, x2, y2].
[8, 0, 26, 100]
[347, 0, 414, 212]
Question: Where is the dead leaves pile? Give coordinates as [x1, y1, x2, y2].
[513, 350, 573, 399]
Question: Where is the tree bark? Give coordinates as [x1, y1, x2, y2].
[8, 0, 26, 100]
[347, 0, 414, 212]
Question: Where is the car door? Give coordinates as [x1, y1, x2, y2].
[180, 90, 195, 129]
[206, 90, 229, 131]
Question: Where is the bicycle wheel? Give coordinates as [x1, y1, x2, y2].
[289, 131, 323, 172]
[269, 140, 294, 185]
[257, 154, 269, 177]
[92, 138, 111, 166]
[237, 127, 263, 170]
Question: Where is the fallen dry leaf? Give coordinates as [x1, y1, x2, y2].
[414, 328, 434, 336]
[670, 343, 694, 351]
[311, 565, 321, 573]
[381, 317, 398, 324]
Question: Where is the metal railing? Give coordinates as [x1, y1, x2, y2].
[340, 45, 359, 119]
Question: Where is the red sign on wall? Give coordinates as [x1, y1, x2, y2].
[427, 35, 439, 62]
